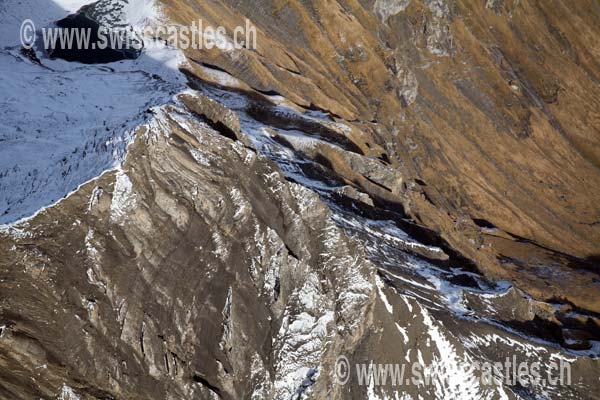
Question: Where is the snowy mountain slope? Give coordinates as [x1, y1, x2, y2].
[0, 2, 78, 48]
[0, 0, 599, 399]
[0, 0, 187, 224]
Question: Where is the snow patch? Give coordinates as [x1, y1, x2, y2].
[419, 306, 482, 399]
[395, 322, 410, 344]
[58, 384, 81, 400]
[376, 275, 394, 314]
[109, 170, 137, 221]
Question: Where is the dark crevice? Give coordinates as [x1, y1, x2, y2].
[194, 61, 230, 74]
[164, 353, 170, 374]
[377, 153, 391, 164]
[139, 324, 145, 358]
[284, 243, 299, 260]
[504, 316, 563, 344]
[420, 189, 437, 207]
[203, 119, 238, 141]
[20, 47, 42, 66]
[274, 277, 281, 301]
[255, 88, 282, 97]
[192, 374, 222, 397]
[501, 232, 600, 276]
[448, 273, 481, 289]
[246, 102, 364, 155]
[361, 175, 392, 192]
[277, 64, 302, 76]
[472, 218, 497, 229]
[180, 103, 239, 142]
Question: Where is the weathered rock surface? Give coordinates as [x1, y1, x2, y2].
[49, 0, 144, 63]
[164, 0, 600, 312]
[0, 96, 375, 399]
[1, 0, 600, 398]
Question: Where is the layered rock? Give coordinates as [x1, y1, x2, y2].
[162, 0, 600, 312]
[0, 95, 375, 399]
[1, 0, 600, 398]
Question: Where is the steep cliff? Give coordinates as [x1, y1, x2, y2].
[0, 0, 599, 399]
[163, 0, 600, 312]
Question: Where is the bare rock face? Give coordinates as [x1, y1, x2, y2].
[49, 0, 143, 63]
[164, 0, 600, 312]
[374, 0, 411, 22]
[0, 94, 376, 399]
[1, 0, 600, 399]
[1, 82, 598, 400]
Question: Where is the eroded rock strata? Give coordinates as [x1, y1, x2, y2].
[1, 0, 600, 399]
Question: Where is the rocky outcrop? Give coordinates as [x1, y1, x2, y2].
[0, 94, 377, 399]
[1, 78, 598, 400]
[49, 0, 143, 63]
[1, 0, 600, 398]
[163, 0, 600, 313]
